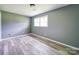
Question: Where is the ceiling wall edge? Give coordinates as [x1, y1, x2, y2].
[31, 4, 70, 17]
[0, 10, 31, 17]
[0, 4, 70, 17]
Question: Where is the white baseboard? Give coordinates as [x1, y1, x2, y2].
[29, 33, 79, 50]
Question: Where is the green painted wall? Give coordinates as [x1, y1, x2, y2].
[1, 11, 30, 39]
[0, 11, 1, 39]
[31, 5, 79, 48]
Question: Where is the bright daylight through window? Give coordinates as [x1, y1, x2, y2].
[34, 15, 48, 27]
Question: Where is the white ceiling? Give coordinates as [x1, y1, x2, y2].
[0, 4, 68, 17]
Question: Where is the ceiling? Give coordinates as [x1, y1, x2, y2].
[0, 4, 68, 17]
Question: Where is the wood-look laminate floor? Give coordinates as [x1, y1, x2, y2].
[0, 35, 62, 55]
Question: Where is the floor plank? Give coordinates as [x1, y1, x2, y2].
[0, 35, 62, 55]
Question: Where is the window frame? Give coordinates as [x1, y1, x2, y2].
[34, 15, 48, 27]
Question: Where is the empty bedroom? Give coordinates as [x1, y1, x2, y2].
[0, 4, 79, 55]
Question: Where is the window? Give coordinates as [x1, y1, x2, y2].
[34, 15, 48, 27]
[34, 18, 39, 26]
